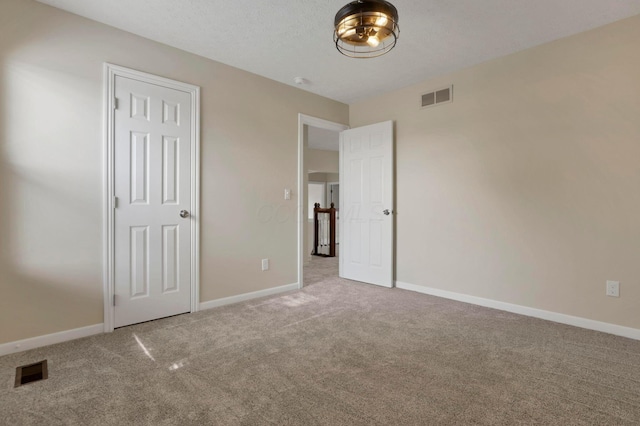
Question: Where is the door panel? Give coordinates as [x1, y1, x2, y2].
[130, 226, 149, 297]
[162, 225, 179, 293]
[114, 76, 192, 327]
[340, 121, 394, 288]
[130, 132, 149, 204]
[162, 136, 179, 204]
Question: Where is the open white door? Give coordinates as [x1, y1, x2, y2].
[340, 121, 394, 288]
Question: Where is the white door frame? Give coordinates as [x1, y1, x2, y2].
[103, 64, 201, 332]
[297, 114, 349, 289]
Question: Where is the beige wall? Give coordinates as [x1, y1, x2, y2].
[307, 149, 339, 174]
[2, 0, 638, 345]
[351, 15, 640, 329]
[0, 0, 348, 343]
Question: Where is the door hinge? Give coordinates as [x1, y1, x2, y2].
[113, 97, 119, 110]
[113, 294, 116, 307]
[113, 196, 118, 209]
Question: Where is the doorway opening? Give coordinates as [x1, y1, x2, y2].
[297, 115, 348, 288]
[298, 115, 395, 290]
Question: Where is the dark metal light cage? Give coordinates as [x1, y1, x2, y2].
[334, 0, 400, 58]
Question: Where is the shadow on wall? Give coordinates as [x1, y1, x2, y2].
[0, 20, 103, 344]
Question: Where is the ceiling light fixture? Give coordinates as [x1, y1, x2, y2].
[333, 0, 400, 59]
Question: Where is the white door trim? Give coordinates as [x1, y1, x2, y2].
[103, 63, 201, 332]
[297, 114, 349, 289]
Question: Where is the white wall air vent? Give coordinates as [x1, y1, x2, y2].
[421, 85, 453, 108]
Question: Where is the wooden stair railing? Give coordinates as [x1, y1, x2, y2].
[313, 202, 336, 257]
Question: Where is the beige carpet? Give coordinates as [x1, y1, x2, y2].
[2, 255, 640, 425]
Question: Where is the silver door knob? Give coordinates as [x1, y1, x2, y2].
[383, 209, 391, 216]
[180, 210, 190, 218]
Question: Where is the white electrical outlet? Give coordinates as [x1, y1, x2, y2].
[606, 280, 620, 297]
[284, 189, 291, 200]
[261, 259, 269, 271]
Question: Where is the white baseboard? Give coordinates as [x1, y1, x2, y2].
[395, 281, 640, 341]
[199, 283, 299, 311]
[1, 283, 299, 357]
[0, 323, 104, 357]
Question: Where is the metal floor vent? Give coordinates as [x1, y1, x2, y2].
[15, 360, 48, 387]
[421, 85, 453, 108]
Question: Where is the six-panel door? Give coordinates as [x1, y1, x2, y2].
[114, 76, 192, 328]
[340, 121, 394, 288]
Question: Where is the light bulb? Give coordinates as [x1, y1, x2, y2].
[367, 36, 380, 47]
[375, 15, 388, 27]
[339, 27, 356, 38]
[344, 28, 356, 37]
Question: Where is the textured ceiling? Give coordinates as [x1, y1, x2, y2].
[36, 0, 640, 104]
